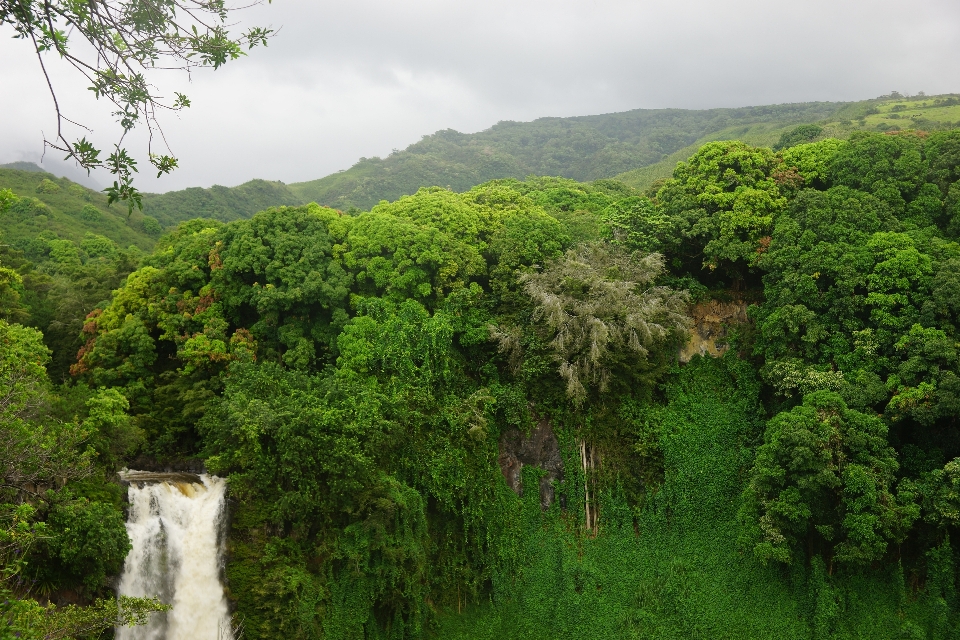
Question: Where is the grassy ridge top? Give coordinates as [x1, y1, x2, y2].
[615, 93, 960, 190]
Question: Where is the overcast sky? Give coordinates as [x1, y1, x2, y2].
[2, 0, 960, 192]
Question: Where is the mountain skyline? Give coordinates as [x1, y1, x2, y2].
[3, 0, 958, 193]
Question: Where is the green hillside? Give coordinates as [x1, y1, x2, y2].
[0, 167, 157, 380]
[140, 178, 303, 227]
[615, 93, 960, 190]
[0, 159, 104, 190]
[0, 167, 159, 250]
[287, 101, 844, 210]
[139, 94, 960, 224]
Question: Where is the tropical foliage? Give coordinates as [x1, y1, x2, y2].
[7, 128, 960, 638]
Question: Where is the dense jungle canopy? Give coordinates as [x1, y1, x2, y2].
[5, 125, 960, 638]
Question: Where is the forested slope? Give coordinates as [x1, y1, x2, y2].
[140, 178, 304, 228]
[142, 101, 850, 223]
[0, 168, 158, 380]
[137, 93, 960, 227]
[6, 128, 960, 638]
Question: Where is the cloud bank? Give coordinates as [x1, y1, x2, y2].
[2, 0, 959, 191]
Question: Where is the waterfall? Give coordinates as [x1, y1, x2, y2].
[116, 471, 233, 640]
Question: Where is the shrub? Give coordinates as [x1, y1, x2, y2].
[10, 197, 49, 218]
[67, 183, 87, 198]
[79, 204, 102, 222]
[141, 215, 162, 236]
[36, 178, 61, 194]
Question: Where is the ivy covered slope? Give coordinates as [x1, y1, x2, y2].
[8, 128, 960, 638]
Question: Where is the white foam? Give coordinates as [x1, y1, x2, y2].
[116, 474, 233, 640]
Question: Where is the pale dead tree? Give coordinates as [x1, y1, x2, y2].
[515, 242, 691, 405]
[489, 324, 523, 374]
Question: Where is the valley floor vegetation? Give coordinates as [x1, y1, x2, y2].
[3, 128, 960, 638]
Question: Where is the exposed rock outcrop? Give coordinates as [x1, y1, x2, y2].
[679, 299, 748, 363]
[498, 419, 563, 510]
[126, 456, 207, 474]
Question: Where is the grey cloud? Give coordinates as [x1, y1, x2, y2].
[2, 0, 959, 191]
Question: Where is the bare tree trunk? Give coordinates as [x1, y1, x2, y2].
[590, 447, 601, 532]
[580, 440, 601, 533]
[590, 445, 596, 532]
[580, 439, 590, 531]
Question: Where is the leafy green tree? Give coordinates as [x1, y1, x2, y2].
[0, 263, 28, 323]
[82, 387, 144, 469]
[778, 138, 845, 190]
[863, 231, 933, 345]
[828, 132, 926, 216]
[753, 175, 960, 453]
[521, 177, 622, 219]
[34, 497, 131, 594]
[487, 205, 569, 303]
[754, 187, 898, 364]
[202, 330, 434, 635]
[657, 140, 785, 273]
[343, 189, 486, 304]
[199, 278, 510, 637]
[773, 124, 825, 150]
[214, 204, 352, 368]
[885, 324, 960, 426]
[0, 319, 164, 637]
[600, 195, 672, 253]
[925, 130, 960, 195]
[923, 256, 960, 335]
[742, 391, 918, 566]
[73, 218, 232, 454]
[8, 593, 167, 640]
[0, 320, 92, 495]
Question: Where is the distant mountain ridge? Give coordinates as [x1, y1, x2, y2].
[137, 93, 960, 224]
[285, 101, 846, 210]
[0, 159, 103, 190]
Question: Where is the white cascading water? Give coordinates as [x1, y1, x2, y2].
[116, 471, 233, 640]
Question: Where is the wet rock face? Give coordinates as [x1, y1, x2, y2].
[498, 419, 563, 510]
[126, 456, 207, 474]
[678, 299, 748, 363]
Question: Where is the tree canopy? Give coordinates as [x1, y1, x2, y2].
[8, 128, 960, 638]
